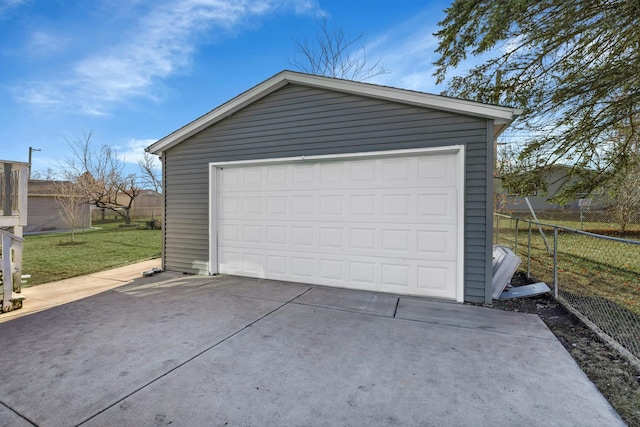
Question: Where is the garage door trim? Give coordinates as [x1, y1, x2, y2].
[208, 145, 465, 301]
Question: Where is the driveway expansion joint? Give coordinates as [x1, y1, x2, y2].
[392, 297, 400, 317]
[0, 399, 38, 426]
[291, 301, 398, 319]
[76, 286, 314, 426]
[2, 272, 623, 426]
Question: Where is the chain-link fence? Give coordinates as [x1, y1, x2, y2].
[91, 207, 163, 224]
[494, 213, 640, 366]
[552, 208, 639, 228]
[501, 208, 640, 235]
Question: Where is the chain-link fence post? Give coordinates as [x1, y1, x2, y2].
[527, 220, 532, 279]
[493, 212, 640, 366]
[553, 226, 558, 300]
[514, 218, 519, 253]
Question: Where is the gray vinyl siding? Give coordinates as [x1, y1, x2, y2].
[163, 83, 492, 302]
[25, 196, 91, 234]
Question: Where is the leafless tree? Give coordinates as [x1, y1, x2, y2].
[137, 151, 162, 193]
[291, 14, 388, 81]
[53, 180, 86, 243]
[31, 168, 59, 180]
[604, 165, 640, 233]
[61, 131, 140, 224]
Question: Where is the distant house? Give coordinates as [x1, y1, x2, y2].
[495, 165, 605, 213]
[25, 180, 91, 234]
[131, 190, 163, 218]
[113, 189, 163, 220]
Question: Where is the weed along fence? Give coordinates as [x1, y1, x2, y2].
[494, 213, 640, 366]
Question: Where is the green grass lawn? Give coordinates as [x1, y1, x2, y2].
[496, 217, 640, 363]
[508, 215, 640, 237]
[495, 220, 640, 316]
[22, 223, 162, 287]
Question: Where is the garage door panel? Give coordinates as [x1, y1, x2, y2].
[220, 156, 457, 190]
[266, 254, 287, 275]
[320, 163, 346, 183]
[266, 196, 287, 214]
[218, 220, 457, 261]
[292, 226, 314, 246]
[349, 160, 377, 182]
[221, 196, 240, 215]
[417, 193, 456, 220]
[219, 168, 241, 187]
[223, 190, 457, 224]
[214, 150, 461, 300]
[292, 165, 314, 185]
[349, 227, 376, 250]
[416, 154, 456, 184]
[219, 247, 458, 299]
[381, 261, 457, 299]
[292, 257, 315, 278]
[267, 166, 288, 185]
[243, 225, 262, 243]
[220, 223, 240, 243]
[219, 250, 240, 271]
[349, 260, 377, 286]
[242, 253, 263, 274]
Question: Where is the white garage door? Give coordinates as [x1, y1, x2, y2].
[210, 148, 463, 300]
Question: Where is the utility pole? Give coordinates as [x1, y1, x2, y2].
[28, 146, 41, 178]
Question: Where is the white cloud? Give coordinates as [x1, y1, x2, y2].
[26, 31, 69, 55]
[117, 138, 158, 164]
[16, 84, 65, 107]
[362, 7, 499, 97]
[292, 0, 318, 15]
[16, 0, 318, 115]
[0, 0, 26, 16]
[362, 11, 443, 94]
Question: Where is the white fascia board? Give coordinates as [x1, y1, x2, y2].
[147, 73, 291, 155]
[283, 71, 521, 122]
[147, 70, 521, 154]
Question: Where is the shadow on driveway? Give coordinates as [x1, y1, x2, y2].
[0, 273, 624, 426]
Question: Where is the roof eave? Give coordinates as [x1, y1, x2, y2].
[147, 70, 522, 154]
[0, 159, 30, 166]
[287, 72, 521, 121]
[147, 73, 291, 155]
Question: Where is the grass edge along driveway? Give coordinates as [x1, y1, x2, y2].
[22, 224, 162, 287]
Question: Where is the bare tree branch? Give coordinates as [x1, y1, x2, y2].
[137, 152, 162, 193]
[30, 168, 59, 180]
[290, 14, 388, 81]
[60, 132, 140, 224]
[53, 180, 87, 243]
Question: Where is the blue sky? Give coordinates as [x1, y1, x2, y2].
[1, 0, 455, 179]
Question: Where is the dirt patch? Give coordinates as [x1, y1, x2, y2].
[492, 273, 640, 426]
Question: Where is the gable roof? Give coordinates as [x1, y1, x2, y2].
[147, 70, 522, 155]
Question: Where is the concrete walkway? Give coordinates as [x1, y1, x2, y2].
[0, 259, 161, 324]
[0, 270, 624, 426]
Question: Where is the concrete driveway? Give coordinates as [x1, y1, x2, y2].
[0, 272, 623, 426]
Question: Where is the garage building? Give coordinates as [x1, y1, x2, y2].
[147, 71, 520, 303]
